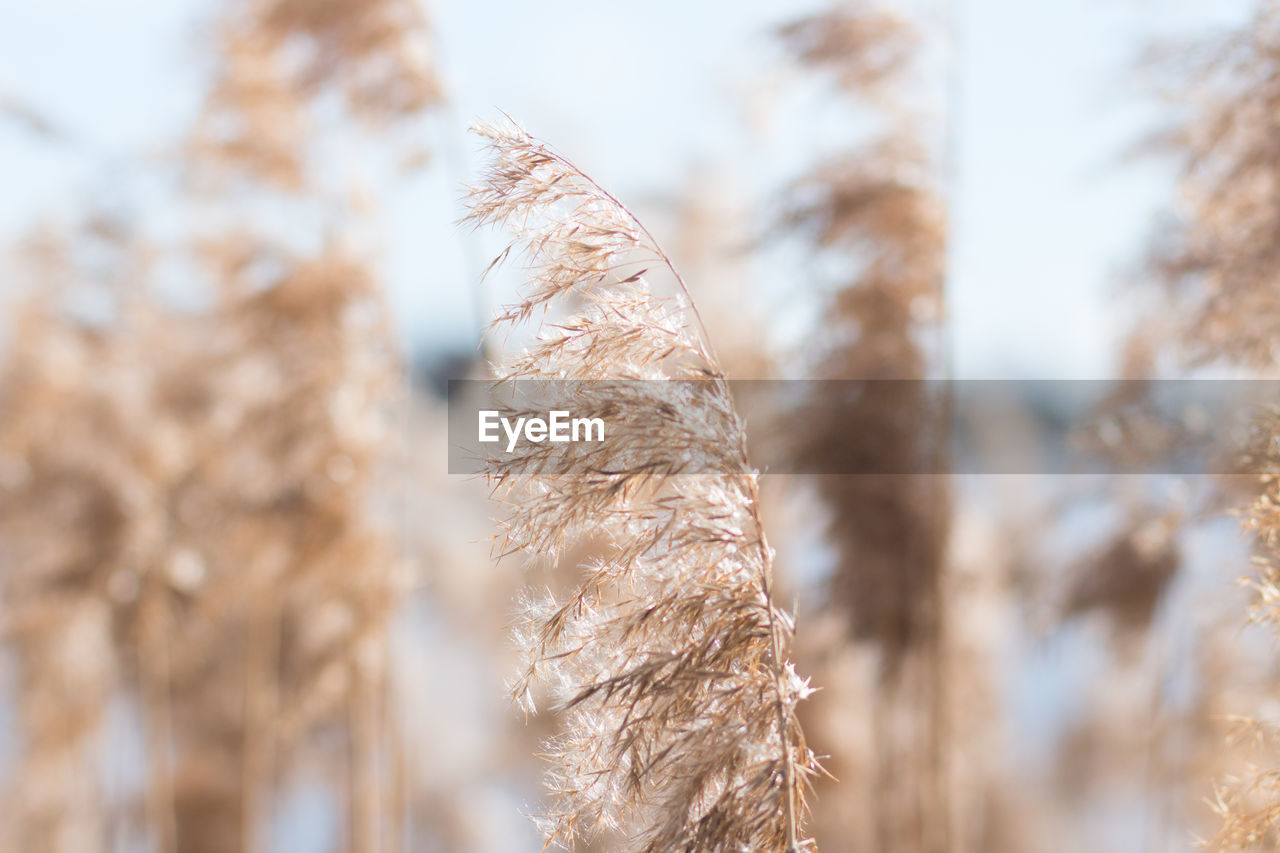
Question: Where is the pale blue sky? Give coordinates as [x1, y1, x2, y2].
[0, 0, 1256, 377]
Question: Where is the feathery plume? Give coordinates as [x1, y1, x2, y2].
[774, 5, 955, 851]
[1143, 3, 1280, 369]
[464, 118, 820, 852]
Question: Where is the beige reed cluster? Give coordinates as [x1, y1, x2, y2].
[0, 0, 442, 849]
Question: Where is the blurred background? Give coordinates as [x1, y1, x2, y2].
[2, 0, 1279, 850]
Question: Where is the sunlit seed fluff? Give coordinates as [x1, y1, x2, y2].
[464, 117, 819, 852]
